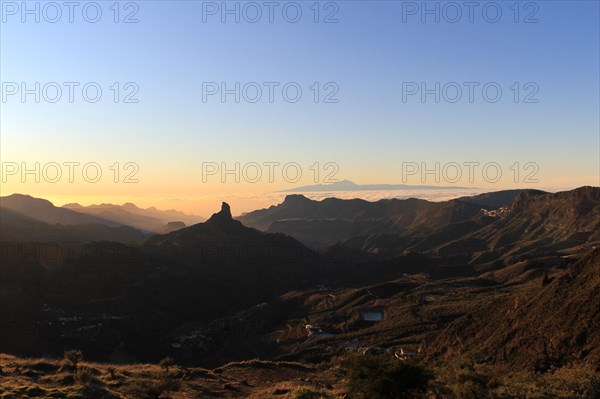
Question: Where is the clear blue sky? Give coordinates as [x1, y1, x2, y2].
[1, 0, 599, 213]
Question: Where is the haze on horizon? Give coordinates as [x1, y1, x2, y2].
[0, 182, 589, 219]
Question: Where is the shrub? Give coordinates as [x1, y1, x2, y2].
[106, 366, 117, 380]
[159, 357, 175, 373]
[124, 377, 181, 399]
[448, 364, 489, 399]
[586, 376, 600, 399]
[74, 366, 95, 386]
[292, 388, 332, 399]
[64, 350, 84, 370]
[345, 355, 430, 399]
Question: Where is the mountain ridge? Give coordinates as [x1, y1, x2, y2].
[62, 201, 204, 232]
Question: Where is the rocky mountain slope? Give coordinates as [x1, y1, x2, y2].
[429, 248, 600, 370]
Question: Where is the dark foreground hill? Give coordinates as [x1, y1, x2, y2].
[0, 203, 322, 364]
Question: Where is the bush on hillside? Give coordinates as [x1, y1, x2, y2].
[345, 355, 430, 399]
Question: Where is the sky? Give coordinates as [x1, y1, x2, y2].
[1, 0, 599, 216]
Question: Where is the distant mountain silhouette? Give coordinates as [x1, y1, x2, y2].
[1, 194, 119, 226]
[280, 179, 473, 192]
[63, 202, 204, 232]
[0, 194, 148, 243]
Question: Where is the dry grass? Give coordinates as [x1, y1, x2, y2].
[1, 352, 599, 399]
[0, 354, 343, 399]
[432, 362, 600, 399]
